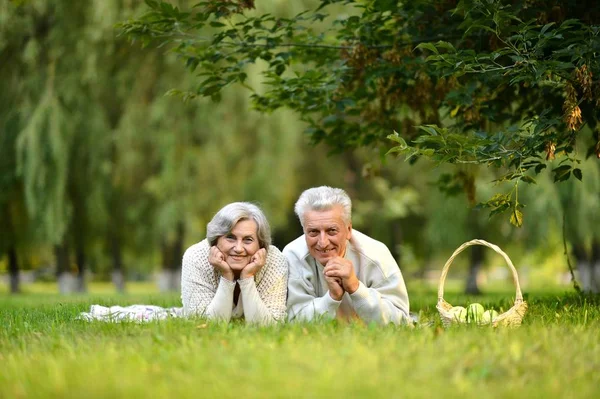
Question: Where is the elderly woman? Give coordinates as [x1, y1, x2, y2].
[181, 202, 288, 324]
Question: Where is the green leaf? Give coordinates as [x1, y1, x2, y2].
[275, 63, 286, 76]
[573, 168, 583, 181]
[416, 125, 440, 136]
[415, 43, 439, 54]
[387, 132, 407, 147]
[520, 175, 537, 184]
[144, 0, 159, 9]
[552, 165, 572, 182]
[435, 41, 456, 53]
[540, 22, 555, 34]
[489, 203, 510, 217]
[510, 209, 523, 227]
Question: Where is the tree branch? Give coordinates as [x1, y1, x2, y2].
[162, 31, 463, 51]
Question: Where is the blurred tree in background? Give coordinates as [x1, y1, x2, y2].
[117, 0, 599, 292]
[1, 0, 598, 294]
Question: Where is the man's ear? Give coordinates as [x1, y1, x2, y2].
[346, 222, 352, 240]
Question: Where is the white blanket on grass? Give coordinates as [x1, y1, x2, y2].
[78, 305, 184, 322]
[79, 304, 420, 324]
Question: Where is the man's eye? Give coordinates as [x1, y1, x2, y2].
[308, 231, 318, 237]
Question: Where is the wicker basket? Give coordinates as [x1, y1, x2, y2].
[437, 239, 528, 327]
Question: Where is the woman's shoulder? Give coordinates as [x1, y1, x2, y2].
[182, 239, 210, 263]
[266, 244, 284, 257]
[266, 245, 288, 268]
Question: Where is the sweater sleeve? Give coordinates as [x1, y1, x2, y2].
[240, 246, 289, 325]
[285, 248, 341, 322]
[348, 247, 410, 325]
[181, 241, 235, 321]
[349, 276, 410, 325]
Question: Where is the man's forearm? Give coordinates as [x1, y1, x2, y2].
[287, 286, 342, 321]
[349, 281, 409, 325]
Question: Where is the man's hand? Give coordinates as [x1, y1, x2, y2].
[325, 275, 345, 301]
[240, 248, 267, 280]
[209, 246, 234, 281]
[324, 257, 359, 294]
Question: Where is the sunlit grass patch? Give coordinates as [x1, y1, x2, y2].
[0, 289, 599, 398]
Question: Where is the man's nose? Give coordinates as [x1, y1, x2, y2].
[317, 232, 329, 247]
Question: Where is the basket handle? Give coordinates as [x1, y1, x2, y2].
[437, 239, 524, 303]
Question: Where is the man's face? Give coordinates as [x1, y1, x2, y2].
[303, 205, 352, 266]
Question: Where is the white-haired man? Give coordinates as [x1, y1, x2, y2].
[284, 186, 410, 325]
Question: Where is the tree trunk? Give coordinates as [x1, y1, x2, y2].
[391, 220, 403, 268]
[171, 221, 184, 291]
[55, 241, 74, 294]
[465, 244, 483, 295]
[5, 207, 20, 294]
[8, 245, 20, 294]
[75, 237, 87, 293]
[158, 239, 169, 292]
[158, 223, 184, 292]
[590, 239, 600, 294]
[464, 207, 483, 295]
[573, 242, 592, 293]
[110, 233, 126, 293]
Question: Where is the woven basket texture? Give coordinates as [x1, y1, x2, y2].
[437, 239, 528, 327]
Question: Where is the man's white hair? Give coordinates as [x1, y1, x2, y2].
[294, 186, 352, 228]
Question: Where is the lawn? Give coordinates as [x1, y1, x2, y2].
[1, 284, 599, 398]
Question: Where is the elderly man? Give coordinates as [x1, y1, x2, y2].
[284, 186, 410, 325]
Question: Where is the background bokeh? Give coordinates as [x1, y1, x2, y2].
[1, 0, 599, 296]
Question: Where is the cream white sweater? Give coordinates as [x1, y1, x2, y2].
[181, 239, 288, 324]
[284, 229, 410, 325]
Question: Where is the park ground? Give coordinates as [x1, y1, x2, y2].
[1, 282, 599, 398]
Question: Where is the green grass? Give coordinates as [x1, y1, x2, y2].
[1, 284, 599, 398]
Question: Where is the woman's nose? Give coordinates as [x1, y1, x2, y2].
[233, 241, 243, 252]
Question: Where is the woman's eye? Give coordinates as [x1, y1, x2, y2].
[244, 238, 254, 243]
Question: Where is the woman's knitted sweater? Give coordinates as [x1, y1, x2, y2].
[181, 239, 288, 324]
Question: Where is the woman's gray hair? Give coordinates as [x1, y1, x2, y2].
[206, 202, 271, 249]
[294, 186, 352, 228]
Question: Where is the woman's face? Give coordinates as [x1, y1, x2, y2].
[216, 219, 261, 271]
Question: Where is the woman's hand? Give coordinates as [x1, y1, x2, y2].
[240, 248, 267, 280]
[209, 246, 234, 281]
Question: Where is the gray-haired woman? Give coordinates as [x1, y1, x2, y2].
[181, 202, 288, 324]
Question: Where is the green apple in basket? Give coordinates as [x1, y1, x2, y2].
[448, 306, 467, 323]
[481, 309, 499, 325]
[466, 303, 485, 323]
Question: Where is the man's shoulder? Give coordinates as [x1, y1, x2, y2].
[282, 235, 307, 254]
[282, 235, 311, 264]
[351, 230, 391, 254]
[350, 230, 398, 272]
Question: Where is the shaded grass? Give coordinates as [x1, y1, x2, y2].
[1, 287, 599, 398]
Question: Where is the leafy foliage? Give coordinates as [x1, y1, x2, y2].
[120, 0, 600, 226]
[0, 0, 353, 278]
